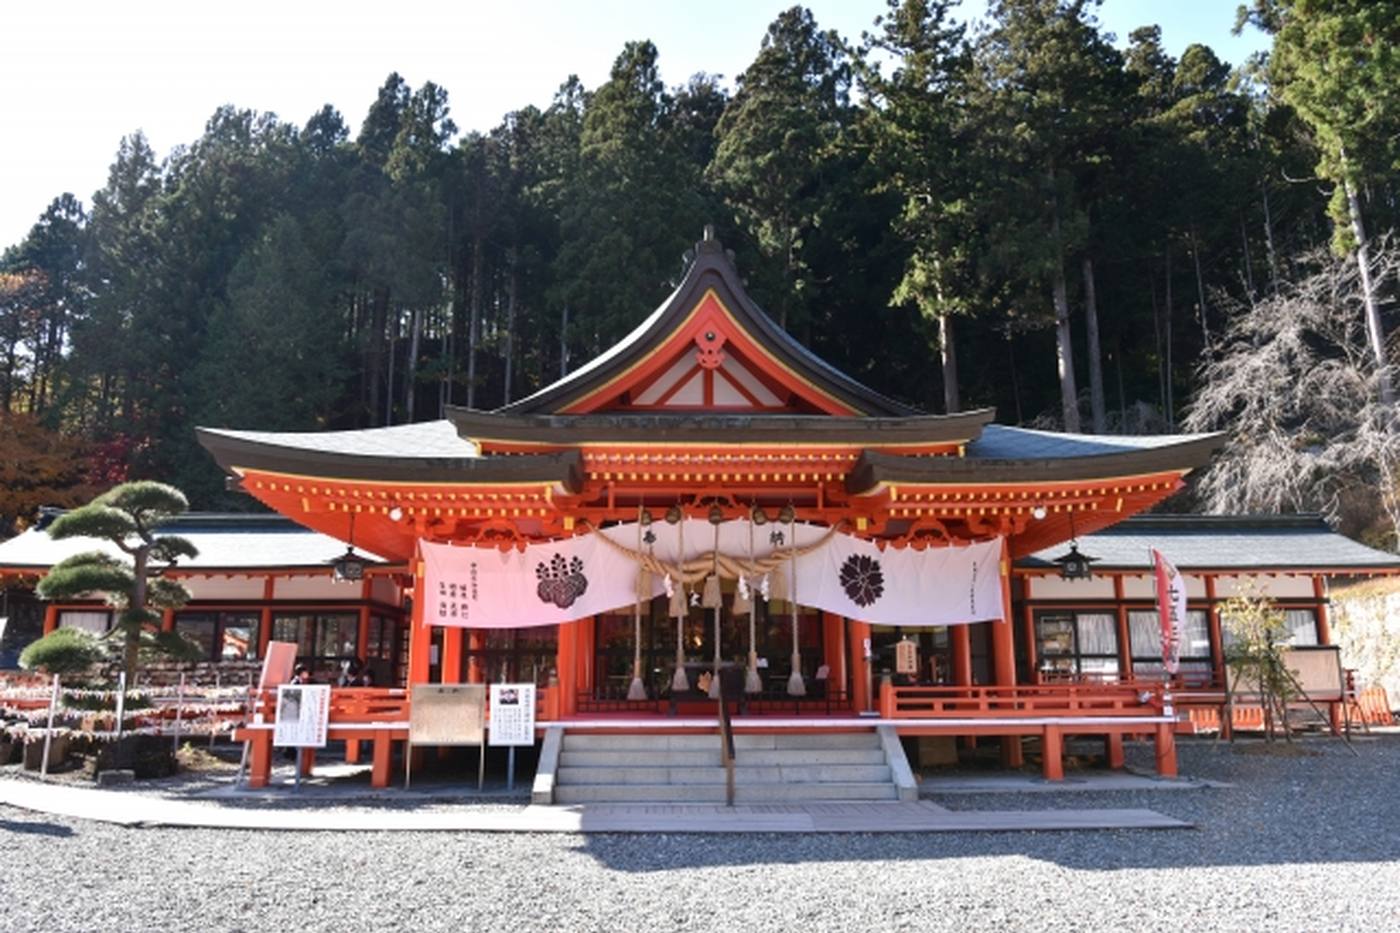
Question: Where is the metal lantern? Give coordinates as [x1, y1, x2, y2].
[1052, 542, 1099, 581]
[331, 546, 367, 582]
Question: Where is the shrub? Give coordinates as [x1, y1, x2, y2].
[19, 628, 108, 675]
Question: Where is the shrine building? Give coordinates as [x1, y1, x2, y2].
[5, 229, 1398, 797]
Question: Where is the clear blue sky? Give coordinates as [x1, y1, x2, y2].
[1, 0, 1268, 249]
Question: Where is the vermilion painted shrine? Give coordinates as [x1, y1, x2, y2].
[5, 230, 1398, 794]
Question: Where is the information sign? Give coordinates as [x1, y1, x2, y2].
[409, 684, 486, 746]
[273, 684, 330, 748]
[489, 683, 537, 747]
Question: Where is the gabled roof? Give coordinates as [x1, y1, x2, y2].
[498, 231, 919, 417]
[1018, 514, 1400, 572]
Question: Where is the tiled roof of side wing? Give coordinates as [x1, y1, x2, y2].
[0, 516, 386, 570]
[968, 425, 1218, 460]
[200, 420, 478, 459]
[1019, 515, 1400, 570]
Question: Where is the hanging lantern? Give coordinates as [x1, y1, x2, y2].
[1053, 542, 1099, 580]
[330, 546, 367, 583]
[751, 506, 768, 525]
[708, 503, 724, 524]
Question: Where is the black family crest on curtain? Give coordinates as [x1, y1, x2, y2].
[536, 554, 589, 608]
[839, 554, 884, 607]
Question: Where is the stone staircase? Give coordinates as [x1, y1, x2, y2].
[549, 729, 913, 804]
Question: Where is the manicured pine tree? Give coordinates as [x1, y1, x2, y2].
[35, 481, 200, 687]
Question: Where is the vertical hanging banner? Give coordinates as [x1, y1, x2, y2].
[420, 521, 1005, 629]
[1152, 548, 1186, 675]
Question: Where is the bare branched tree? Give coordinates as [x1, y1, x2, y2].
[1185, 246, 1399, 550]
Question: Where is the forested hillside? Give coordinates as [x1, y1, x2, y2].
[1, 0, 1396, 547]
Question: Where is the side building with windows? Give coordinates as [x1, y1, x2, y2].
[0, 510, 407, 683]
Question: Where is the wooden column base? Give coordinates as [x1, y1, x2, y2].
[1040, 728, 1063, 781]
[1105, 733, 1125, 770]
[1154, 723, 1178, 778]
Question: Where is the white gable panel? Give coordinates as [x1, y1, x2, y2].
[721, 355, 783, 406]
[633, 354, 696, 405]
[712, 372, 752, 407]
[664, 370, 705, 406]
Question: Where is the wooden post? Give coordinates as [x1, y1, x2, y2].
[467, 630, 484, 684]
[556, 621, 578, 717]
[1114, 574, 1131, 680]
[356, 579, 372, 661]
[42, 604, 58, 635]
[1104, 732, 1125, 770]
[161, 608, 175, 633]
[441, 626, 463, 684]
[1205, 574, 1225, 687]
[1154, 721, 1178, 778]
[878, 674, 895, 718]
[407, 557, 431, 686]
[847, 619, 872, 712]
[952, 623, 975, 750]
[823, 612, 846, 703]
[575, 615, 595, 697]
[996, 540, 1022, 767]
[1041, 725, 1064, 781]
[258, 577, 274, 658]
[1022, 576, 1039, 685]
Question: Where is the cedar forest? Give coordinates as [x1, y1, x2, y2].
[0, 0, 1397, 548]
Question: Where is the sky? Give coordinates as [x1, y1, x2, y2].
[0, 0, 1270, 250]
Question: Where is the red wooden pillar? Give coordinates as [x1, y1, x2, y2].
[822, 612, 846, 705]
[1041, 725, 1064, 781]
[42, 604, 58, 635]
[847, 619, 872, 712]
[1022, 576, 1039, 685]
[575, 616, 595, 697]
[441, 627, 462, 684]
[407, 556, 431, 686]
[356, 579, 372, 661]
[1205, 575, 1225, 687]
[258, 577, 274, 658]
[951, 624, 975, 750]
[467, 630, 484, 684]
[161, 608, 175, 633]
[995, 539, 1023, 767]
[1114, 574, 1131, 680]
[556, 621, 578, 717]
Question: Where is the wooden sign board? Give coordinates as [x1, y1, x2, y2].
[1227, 645, 1344, 702]
[895, 638, 918, 676]
[258, 641, 299, 691]
[409, 684, 486, 746]
[1282, 646, 1344, 701]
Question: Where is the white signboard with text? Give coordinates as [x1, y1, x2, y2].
[489, 683, 537, 747]
[273, 684, 331, 748]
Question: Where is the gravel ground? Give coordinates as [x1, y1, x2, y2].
[3, 736, 1399, 933]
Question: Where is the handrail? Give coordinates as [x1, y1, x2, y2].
[716, 673, 735, 807]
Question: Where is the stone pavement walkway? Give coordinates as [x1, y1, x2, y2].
[0, 778, 1191, 833]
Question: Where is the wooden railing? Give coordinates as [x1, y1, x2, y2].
[879, 682, 1165, 719]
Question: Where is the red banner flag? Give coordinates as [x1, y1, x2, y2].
[1152, 548, 1186, 676]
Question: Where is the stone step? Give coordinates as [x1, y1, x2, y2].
[559, 750, 721, 768]
[734, 764, 892, 784]
[735, 748, 887, 766]
[557, 766, 729, 786]
[734, 782, 899, 802]
[554, 783, 729, 804]
[733, 732, 880, 750]
[561, 734, 718, 752]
